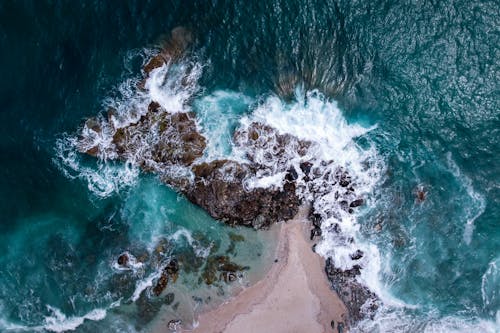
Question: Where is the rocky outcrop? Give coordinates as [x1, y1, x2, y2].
[233, 122, 311, 170]
[325, 258, 379, 323]
[78, 104, 206, 172]
[185, 160, 300, 228]
[143, 26, 193, 76]
[111, 103, 206, 169]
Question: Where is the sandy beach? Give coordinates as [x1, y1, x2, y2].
[160, 206, 348, 333]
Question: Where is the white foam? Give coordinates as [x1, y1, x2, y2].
[0, 305, 109, 332]
[145, 61, 203, 114]
[54, 136, 140, 198]
[55, 51, 203, 198]
[43, 306, 107, 332]
[481, 256, 500, 313]
[194, 90, 253, 160]
[245, 171, 288, 190]
[445, 152, 486, 245]
[353, 306, 499, 333]
[131, 271, 161, 302]
[240, 89, 376, 164]
[169, 228, 212, 258]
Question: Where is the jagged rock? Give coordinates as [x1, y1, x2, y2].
[310, 226, 322, 240]
[79, 102, 206, 171]
[112, 107, 206, 168]
[233, 122, 311, 169]
[143, 54, 167, 75]
[186, 160, 300, 228]
[300, 161, 313, 178]
[153, 272, 169, 296]
[350, 250, 364, 260]
[325, 258, 379, 324]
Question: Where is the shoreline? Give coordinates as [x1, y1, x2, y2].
[155, 206, 348, 333]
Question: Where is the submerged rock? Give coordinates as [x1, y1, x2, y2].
[202, 255, 248, 285]
[153, 259, 180, 296]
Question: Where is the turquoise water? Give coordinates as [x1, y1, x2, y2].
[0, 1, 498, 332]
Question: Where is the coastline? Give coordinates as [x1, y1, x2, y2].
[154, 206, 348, 333]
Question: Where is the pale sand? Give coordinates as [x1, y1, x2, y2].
[180, 206, 348, 333]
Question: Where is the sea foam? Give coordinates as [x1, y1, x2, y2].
[55, 51, 203, 198]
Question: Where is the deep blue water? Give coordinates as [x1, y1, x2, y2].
[0, 1, 498, 332]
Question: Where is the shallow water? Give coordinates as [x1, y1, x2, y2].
[0, 1, 498, 332]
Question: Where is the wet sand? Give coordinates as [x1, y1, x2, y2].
[165, 206, 348, 333]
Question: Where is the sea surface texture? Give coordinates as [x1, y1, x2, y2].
[0, 1, 498, 332]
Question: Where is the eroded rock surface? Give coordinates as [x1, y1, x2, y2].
[186, 160, 300, 228]
[325, 258, 379, 323]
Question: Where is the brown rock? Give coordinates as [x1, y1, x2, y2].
[117, 253, 129, 267]
[186, 160, 300, 228]
[143, 54, 167, 75]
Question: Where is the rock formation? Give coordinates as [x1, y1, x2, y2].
[76, 26, 379, 326]
[325, 259, 379, 323]
[186, 160, 299, 228]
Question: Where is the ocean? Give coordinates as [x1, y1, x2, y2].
[0, 1, 498, 332]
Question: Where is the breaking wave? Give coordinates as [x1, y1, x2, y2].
[0, 305, 108, 332]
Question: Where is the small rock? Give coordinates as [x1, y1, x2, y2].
[310, 227, 322, 240]
[285, 166, 298, 181]
[350, 250, 364, 260]
[349, 199, 364, 208]
[167, 319, 181, 331]
[117, 253, 129, 267]
[416, 188, 426, 202]
[300, 161, 313, 175]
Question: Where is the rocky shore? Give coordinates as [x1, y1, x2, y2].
[77, 27, 379, 328]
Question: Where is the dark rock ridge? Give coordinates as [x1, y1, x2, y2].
[186, 160, 299, 228]
[79, 102, 206, 171]
[325, 258, 379, 323]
